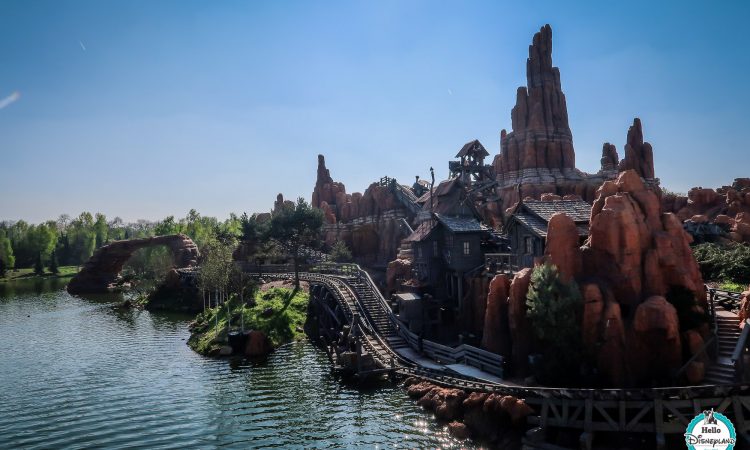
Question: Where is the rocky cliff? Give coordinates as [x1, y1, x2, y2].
[489, 25, 658, 216]
[481, 171, 707, 386]
[662, 177, 750, 243]
[311, 154, 414, 264]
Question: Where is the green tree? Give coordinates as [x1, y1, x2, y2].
[0, 257, 5, 278]
[154, 216, 179, 236]
[330, 240, 352, 263]
[525, 263, 584, 385]
[0, 230, 15, 271]
[48, 250, 59, 274]
[34, 252, 44, 275]
[267, 198, 324, 287]
[94, 213, 108, 247]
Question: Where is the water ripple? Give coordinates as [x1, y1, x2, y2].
[0, 285, 472, 449]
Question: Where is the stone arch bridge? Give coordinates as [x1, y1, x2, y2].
[67, 234, 199, 294]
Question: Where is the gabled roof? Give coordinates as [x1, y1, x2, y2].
[455, 139, 489, 159]
[520, 199, 591, 223]
[435, 214, 483, 233]
[510, 213, 588, 238]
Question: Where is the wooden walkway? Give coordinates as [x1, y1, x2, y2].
[246, 263, 750, 449]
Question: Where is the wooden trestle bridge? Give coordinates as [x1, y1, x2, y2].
[241, 262, 750, 449]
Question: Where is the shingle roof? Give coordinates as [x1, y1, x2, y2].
[522, 199, 591, 223]
[512, 213, 589, 238]
[435, 214, 483, 233]
[404, 220, 437, 242]
[455, 139, 489, 158]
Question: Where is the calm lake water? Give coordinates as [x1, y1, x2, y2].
[0, 279, 474, 449]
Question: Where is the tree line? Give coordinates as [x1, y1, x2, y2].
[0, 209, 243, 277]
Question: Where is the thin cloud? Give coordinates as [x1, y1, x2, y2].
[79, 40, 86, 51]
[0, 91, 21, 110]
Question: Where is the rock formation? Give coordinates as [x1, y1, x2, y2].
[508, 268, 532, 375]
[67, 234, 199, 294]
[662, 178, 750, 243]
[618, 118, 655, 179]
[499, 24, 575, 172]
[600, 143, 619, 172]
[311, 155, 415, 263]
[404, 377, 528, 446]
[489, 25, 659, 216]
[546, 170, 705, 385]
[481, 274, 511, 356]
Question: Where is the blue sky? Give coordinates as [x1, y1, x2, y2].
[1, 1, 748, 223]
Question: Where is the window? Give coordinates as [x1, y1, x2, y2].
[432, 241, 438, 256]
[418, 246, 423, 259]
[524, 236, 533, 255]
[463, 241, 470, 255]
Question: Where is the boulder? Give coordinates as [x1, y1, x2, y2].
[244, 330, 273, 357]
[448, 421, 469, 440]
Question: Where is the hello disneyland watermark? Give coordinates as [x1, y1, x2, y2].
[684, 408, 736, 450]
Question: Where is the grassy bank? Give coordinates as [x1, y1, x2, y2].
[0, 265, 78, 283]
[187, 285, 309, 356]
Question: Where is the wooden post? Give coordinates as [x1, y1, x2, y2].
[580, 394, 593, 450]
[654, 398, 665, 450]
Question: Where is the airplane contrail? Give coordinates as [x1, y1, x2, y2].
[79, 40, 86, 51]
[0, 91, 21, 110]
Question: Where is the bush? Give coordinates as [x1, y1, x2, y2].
[693, 242, 750, 285]
[330, 240, 353, 263]
[525, 263, 583, 385]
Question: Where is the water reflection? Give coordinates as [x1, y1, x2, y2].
[0, 283, 474, 449]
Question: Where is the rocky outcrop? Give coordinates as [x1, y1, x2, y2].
[584, 170, 705, 306]
[508, 268, 532, 375]
[738, 286, 750, 325]
[311, 155, 346, 213]
[539, 170, 707, 386]
[488, 25, 659, 218]
[544, 213, 582, 282]
[600, 143, 619, 172]
[312, 155, 414, 263]
[404, 378, 527, 446]
[481, 274, 511, 356]
[618, 118, 655, 180]
[67, 234, 199, 294]
[494, 25, 574, 174]
[463, 275, 490, 336]
[631, 296, 682, 380]
[662, 178, 750, 243]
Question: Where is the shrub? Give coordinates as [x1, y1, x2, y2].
[525, 263, 583, 385]
[330, 240, 353, 263]
[693, 242, 750, 285]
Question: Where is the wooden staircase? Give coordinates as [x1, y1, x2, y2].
[347, 278, 411, 352]
[704, 310, 742, 384]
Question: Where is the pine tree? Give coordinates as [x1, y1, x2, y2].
[34, 252, 44, 275]
[48, 250, 59, 274]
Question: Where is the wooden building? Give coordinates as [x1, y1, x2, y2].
[505, 199, 591, 268]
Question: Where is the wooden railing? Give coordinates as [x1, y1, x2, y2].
[484, 252, 518, 274]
